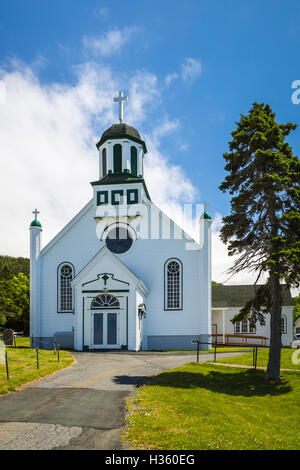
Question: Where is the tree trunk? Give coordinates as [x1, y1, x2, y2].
[266, 271, 282, 380]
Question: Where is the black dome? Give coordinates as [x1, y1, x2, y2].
[101, 123, 141, 140]
[96, 123, 147, 152]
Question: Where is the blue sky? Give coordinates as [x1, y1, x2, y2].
[0, 0, 299, 283]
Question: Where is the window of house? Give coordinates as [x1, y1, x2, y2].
[234, 319, 256, 334]
[58, 263, 74, 312]
[164, 259, 182, 310]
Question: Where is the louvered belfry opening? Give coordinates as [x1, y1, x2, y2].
[113, 144, 122, 173]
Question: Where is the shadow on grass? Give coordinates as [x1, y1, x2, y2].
[113, 367, 292, 397]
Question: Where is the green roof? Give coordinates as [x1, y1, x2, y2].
[202, 211, 211, 220]
[212, 284, 293, 308]
[30, 219, 42, 228]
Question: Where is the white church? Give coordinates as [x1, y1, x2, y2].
[29, 92, 212, 351]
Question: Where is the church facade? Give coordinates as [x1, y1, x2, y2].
[29, 96, 212, 351]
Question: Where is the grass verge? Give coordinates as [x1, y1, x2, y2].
[215, 348, 300, 371]
[0, 337, 74, 395]
[123, 363, 300, 450]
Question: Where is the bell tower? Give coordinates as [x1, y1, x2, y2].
[91, 92, 150, 243]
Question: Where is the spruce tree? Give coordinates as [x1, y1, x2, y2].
[219, 103, 300, 381]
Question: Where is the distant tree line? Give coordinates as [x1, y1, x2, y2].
[0, 255, 30, 334]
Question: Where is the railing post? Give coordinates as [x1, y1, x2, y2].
[254, 346, 258, 369]
[36, 347, 39, 370]
[57, 345, 60, 363]
[5, 350, 9, 380]
[214, 342, 217, 362]
[197, 341, 199, 363]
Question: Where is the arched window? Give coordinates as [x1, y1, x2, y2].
[164, 259, 182, 310]
[131, 146, 137, 176]
[102, 148, 107, 177]
[58, 263, 74, 312]
[113, 144, 122, 173]
[91, 294, 120, 308]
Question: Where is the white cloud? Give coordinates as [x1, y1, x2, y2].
[211, 213, 270, 286]
[95, 7, 108, 19]
[165, 73, 179, 86]
[181, 58, 202, 82]
[83, 26, 138, 57]
[179, 143, 189, 151]
[165, 58, 202, 87]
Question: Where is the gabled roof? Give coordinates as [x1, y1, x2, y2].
[40, 199, 94, 257]
[212, 284, 293, 308]
[71, 246, 149, 297]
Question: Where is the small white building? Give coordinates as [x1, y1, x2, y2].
[29, 96, 212, 351]
[212, 285, 294, 347]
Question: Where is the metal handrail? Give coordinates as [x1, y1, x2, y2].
[211, 333, 268, 346]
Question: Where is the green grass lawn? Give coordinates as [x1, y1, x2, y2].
[124, 363, 300, 450]
[0, 337, 74, 395]
[215, 348, 300, 371]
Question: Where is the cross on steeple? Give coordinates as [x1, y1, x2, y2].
[32, 208, 40, 220]
[114, 91, 128, 124]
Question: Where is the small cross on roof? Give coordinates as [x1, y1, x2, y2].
[32, 208, 40, 220]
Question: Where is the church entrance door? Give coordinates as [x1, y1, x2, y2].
[92, 310, 119, 348]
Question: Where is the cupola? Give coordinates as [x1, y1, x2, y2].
[95, 92, 147, 180]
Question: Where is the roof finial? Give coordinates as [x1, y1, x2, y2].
[114, 91, 128, 124]
[32, 208, 40, 220]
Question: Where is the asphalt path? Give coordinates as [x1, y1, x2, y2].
[0, 350, 244, 450]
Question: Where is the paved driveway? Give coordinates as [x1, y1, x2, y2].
[0, 350, 241, 450]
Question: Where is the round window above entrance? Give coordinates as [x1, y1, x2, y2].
[105, 226, 133, 254]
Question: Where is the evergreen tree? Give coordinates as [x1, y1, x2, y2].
[219, 103, 300, 380]
[293, 295, 300, 325]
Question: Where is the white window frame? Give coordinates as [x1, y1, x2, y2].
[164, 258, 183, 311]
[234, 319, 256, 334]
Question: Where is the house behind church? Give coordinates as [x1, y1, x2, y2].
[212, 285, 293, 347]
